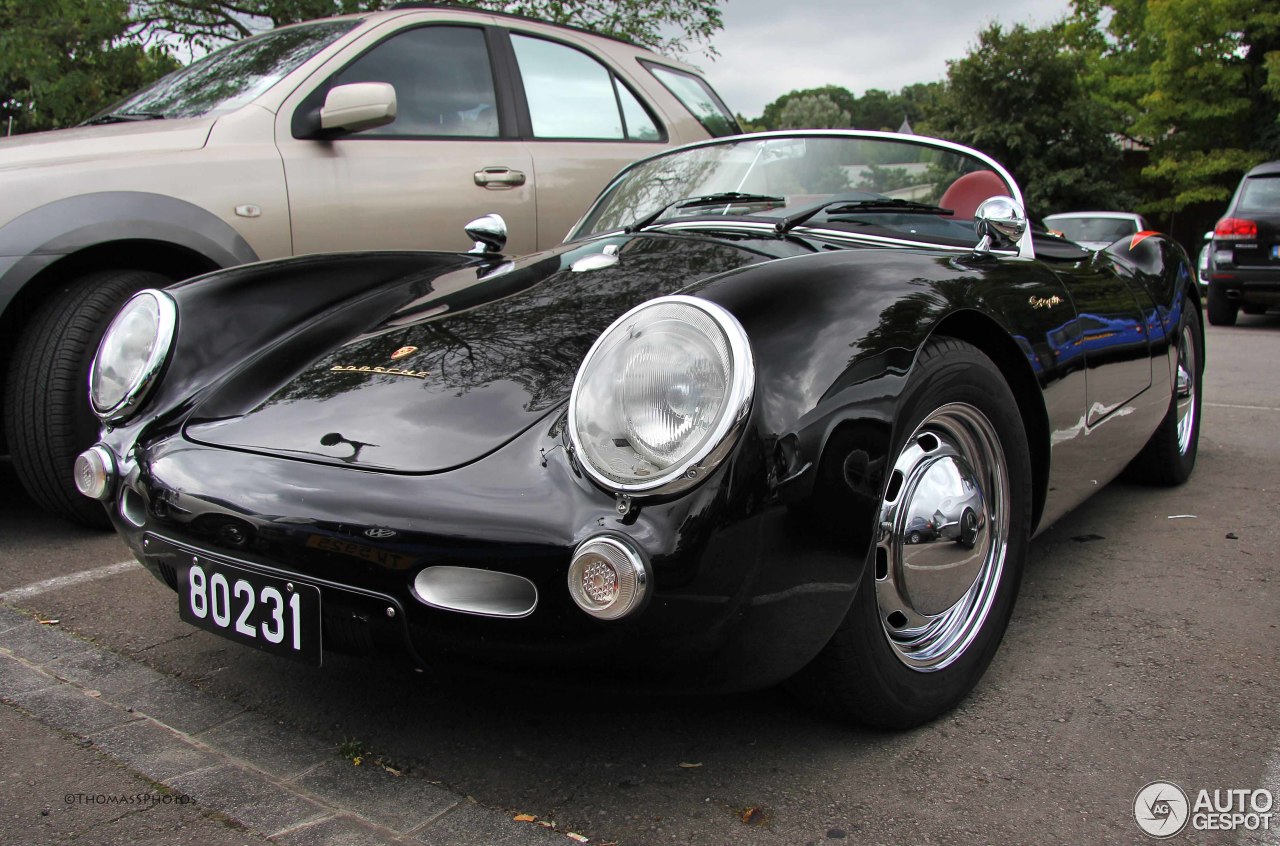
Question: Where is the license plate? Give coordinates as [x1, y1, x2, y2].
[178, 555, 322, 665]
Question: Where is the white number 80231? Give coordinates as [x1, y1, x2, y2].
[188, 564, 302, 650]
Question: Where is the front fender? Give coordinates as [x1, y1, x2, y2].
[0, 191, 260, 318]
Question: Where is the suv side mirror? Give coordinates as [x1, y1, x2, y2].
[319, 83, 397, 135]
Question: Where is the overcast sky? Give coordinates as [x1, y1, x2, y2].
[689, 0, 1076, 119]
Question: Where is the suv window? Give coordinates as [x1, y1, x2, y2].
[511, 34, 660, 141]
[642, 62, 740, 137]
[334, 26, 499, 137]
[92, 20, 359, 121]
[1237, 176, 1280, 214]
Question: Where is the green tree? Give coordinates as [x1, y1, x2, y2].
[933, 22, 1127, 216]
[130, 0, 724, 56]
[758, 85, 856, 130]
[0, 0, 178, 135]
[777, 93, 851, 129]
[1077, 0, 1280, 212]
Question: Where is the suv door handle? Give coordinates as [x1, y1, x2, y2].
[474, 167, 526, 188]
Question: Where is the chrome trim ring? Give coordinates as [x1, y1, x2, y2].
[73, 444, 116, 501]
[567, 295, 754, 496]
[567, 536, 648, 621]
[89, 289, 178, 423]
[874, 402, 1010, 671]
[1175, 322, 1197, 456]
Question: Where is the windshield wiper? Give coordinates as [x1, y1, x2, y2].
[84, 112, 167, 126]
[776, 199, 953, 234]
[626, 192, 786, 233]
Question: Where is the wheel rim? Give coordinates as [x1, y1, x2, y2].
[1175, 322, 1197, 456]
[874, 402, 1010, 671]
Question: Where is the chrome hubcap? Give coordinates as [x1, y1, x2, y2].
[874, 403, 1010, 671]
[1175, 323, 1197, 456]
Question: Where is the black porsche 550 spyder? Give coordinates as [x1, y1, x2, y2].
[76, 131, 1201, 728]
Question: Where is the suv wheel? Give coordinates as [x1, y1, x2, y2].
[1207, 283, 1238, 326]
[4, 269, 170, 527]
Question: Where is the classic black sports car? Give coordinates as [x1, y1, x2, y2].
[76, 131, 1202, 728]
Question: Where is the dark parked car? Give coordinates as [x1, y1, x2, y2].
[1206, 160, 1280, 324]
[76, 131, 1203, 728]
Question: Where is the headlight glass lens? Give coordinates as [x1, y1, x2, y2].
[90, 290, 176, 420]
[570, 296, 752, 491]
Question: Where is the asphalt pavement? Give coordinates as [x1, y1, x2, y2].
[2, 314, 1279, 845]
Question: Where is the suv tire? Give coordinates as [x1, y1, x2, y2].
[1206, 283, 1238, 326]
[4, 269, 170, 528]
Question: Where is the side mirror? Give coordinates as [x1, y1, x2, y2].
[320, 82, 397, 134]
[465, 214, 507, 254]
[973, 196, 1027, 254]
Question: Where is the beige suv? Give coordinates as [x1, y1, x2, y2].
[0, 6, 739, 525]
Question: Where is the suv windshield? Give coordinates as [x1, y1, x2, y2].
[1237, 176, 1280, 214]
[87, 19, 360, 122]
[573, 134, 1012, 248]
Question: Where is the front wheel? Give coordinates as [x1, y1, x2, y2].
[788, 337, 1032, 728]
[4, 269, 170, 527]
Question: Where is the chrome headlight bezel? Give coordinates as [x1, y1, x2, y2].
[89, 289, 177, 423]
[567, 295, 754, 496]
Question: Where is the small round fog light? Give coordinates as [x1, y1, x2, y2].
[73, 445, 116, 501]
[568, 536, 648, 621]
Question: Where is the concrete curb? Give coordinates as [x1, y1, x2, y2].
[0, 605, 572, 846]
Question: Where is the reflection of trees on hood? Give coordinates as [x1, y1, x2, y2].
[263, 237, 761, 413]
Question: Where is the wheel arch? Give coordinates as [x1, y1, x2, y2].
[0, 191, 259, 452]
[926, 310, 1050, 534]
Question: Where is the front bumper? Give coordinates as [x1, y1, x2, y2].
[98, 410, 866, 692]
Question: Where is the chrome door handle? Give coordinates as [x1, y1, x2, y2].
[474, 167, 526, 188]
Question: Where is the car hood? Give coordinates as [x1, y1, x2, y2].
[183, 235, 774, 473]
[0, 117, 216, 172]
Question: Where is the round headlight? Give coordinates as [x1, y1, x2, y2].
[568, 295, 753, 493]
[89, 290, 176, 422]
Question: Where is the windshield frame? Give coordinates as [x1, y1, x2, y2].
[567, 130, 1031, 257]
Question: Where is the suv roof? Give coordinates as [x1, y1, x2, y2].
[1244, 160, 1280, 178]
[388, 2, 643, 48]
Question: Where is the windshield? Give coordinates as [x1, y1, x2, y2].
[87, 19, 360, 122]
[572, 134, 1013, 248]
[1237, 176, 1280, 215]
[1046, 216, 1138, 243]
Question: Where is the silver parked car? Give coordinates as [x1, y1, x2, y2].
[1044, 211, 1151, 251]
[0, 5, 739, 526]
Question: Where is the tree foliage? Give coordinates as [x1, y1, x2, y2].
[753, 83, 945, 134]
[777, 93, 850, 129]
[932, 22, 1126, 216]
[0, 0, 177, 135]
[1076, 0, 1280, 212]
[130, 0, 724, 56]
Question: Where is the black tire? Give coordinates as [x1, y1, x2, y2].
[788, 337, 1032, 729]
[1207, 284, 1237, 326]
[4, 269, 170, 527]
[1125, 305, 1203, 486]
